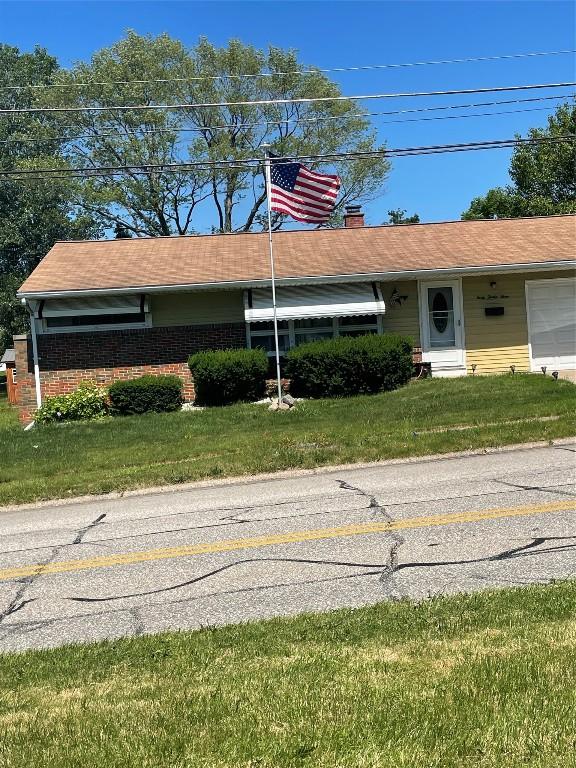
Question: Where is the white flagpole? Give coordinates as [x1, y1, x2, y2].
[263, 149, 283, 407]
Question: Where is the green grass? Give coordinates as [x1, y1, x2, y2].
[1, 581, 575, 767]
[0, 390, 18, 431]
[0, 375, 574, 506]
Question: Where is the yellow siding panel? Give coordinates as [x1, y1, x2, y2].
[462, 270, 574, 374]
[152, 290, 244, 327]
[380, 280, 420, 345]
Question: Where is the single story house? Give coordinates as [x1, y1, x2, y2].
[13, 208, 576, 423]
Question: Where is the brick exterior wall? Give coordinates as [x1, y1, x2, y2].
[13, 323, 246, 423]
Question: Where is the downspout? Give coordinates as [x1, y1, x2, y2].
[22, 298, 42, 409]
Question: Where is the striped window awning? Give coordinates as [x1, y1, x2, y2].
[244, 283, 385, 323]
[38, 295, 146, 318]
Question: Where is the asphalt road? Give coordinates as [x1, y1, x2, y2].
[1, 442, 575, 652]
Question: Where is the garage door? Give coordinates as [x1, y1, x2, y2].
[526, 278, 576, 370]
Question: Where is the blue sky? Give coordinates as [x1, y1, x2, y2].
[2, 0, 575, 228]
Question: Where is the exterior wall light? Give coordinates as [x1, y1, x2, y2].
[390, 287, 408, 306]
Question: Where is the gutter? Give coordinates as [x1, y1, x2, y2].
[22, 299, 42, 409]
[17, 260, 576, 300]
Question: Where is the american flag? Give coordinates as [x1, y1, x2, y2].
[269, 156, 341, 224]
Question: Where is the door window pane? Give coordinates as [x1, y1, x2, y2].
[427, 287, 455, 348]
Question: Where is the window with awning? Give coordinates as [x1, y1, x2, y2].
[244, 282, 385, 323]
[245, 283, 385, 355]
[37, 295, 149, 331]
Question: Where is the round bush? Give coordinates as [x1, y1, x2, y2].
[108, 375, 184, 415]
[188, 348, 268, 406]
[285, 333, 413, 398]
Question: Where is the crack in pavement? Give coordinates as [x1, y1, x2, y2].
[493, 479, 576, 498]
[0, 512, 107, 633]
[60, 535, 576, 605]
[336, 478, 406, 599]
[66, 556, 386, 603]
[72, 513, 106, 545]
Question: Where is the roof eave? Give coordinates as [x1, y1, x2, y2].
[17, 259, 576, 300]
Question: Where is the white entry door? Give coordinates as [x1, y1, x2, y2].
[419, 280, 466, 374]
[526, 277, 576, 370]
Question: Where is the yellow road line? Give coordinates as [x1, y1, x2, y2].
[1, 499, 574, 582]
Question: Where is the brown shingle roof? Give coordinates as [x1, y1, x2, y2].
[19, 215, 576, 295]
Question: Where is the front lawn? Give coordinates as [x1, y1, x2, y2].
[1, 581, 575, 767]
[0, 375, 574, 506]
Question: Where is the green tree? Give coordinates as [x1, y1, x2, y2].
[0, 44, 98, 354]
[387, 208, 420, 224]
[462, 102, 576, 220]
[41, 32, 390, 235]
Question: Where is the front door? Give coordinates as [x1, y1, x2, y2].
[419, 280, 465, 372]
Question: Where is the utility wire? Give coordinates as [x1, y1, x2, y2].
[1, 81, 574, 115]
[3, 48, 575, 90]
[2, 136, 572, 181]
[1, 94, 570, 145]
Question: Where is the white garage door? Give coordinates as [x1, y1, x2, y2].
[526, 277, 576, 370]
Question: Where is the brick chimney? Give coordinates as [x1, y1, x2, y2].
[344, 204, 365, 228]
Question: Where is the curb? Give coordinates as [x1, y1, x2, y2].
[1, 437, 574, 514]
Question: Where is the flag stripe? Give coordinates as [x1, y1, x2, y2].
[270, 194, 330, 218]
[298, 166, 340, 183]
[294, 181, 338, 201]
[271, 192, 332, 216]
[271, 201, 330, 221]
[271, 203, 329, 223]
[272, 188, 333, 212]
[296, 174, 339, 194]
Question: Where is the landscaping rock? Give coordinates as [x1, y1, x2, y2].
[268, 400, 291, 411]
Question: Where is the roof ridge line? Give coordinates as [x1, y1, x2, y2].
[50, 213, 576, 245]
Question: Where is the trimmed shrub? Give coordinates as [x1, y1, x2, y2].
[188, 348, 268, 406]
[35, 382, 108, 424]
[108, 375, 183, 415]
[285, 333, 413, 398]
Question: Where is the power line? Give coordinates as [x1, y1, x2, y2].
[1, 95, 571, 145]
[3, 48, 575, 90]
[2, 136, 572, 181]
[1, 81, 574, 115]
